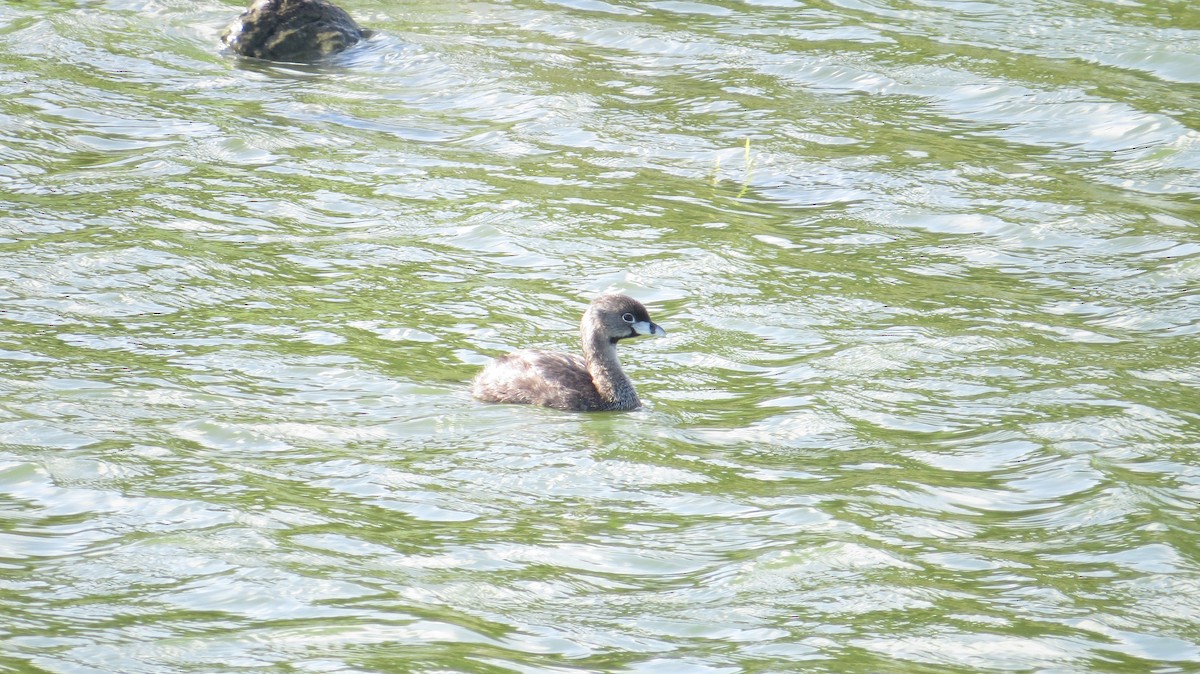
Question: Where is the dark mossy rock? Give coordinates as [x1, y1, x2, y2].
[223, 0, 365, 62]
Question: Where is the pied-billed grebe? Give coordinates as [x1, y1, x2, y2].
[471, 294, 665, 411]
[223, 0, 365, 61]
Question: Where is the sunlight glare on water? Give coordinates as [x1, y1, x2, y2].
[1, 0, 1199, 671]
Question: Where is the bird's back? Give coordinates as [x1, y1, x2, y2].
[470, 349, 604, 411]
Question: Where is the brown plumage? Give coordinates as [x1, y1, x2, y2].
[471, 294, 666, 412]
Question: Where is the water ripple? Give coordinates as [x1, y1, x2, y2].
[0, 0, 1198, 671]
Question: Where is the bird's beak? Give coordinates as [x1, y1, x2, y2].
[632, 321, 665, 337]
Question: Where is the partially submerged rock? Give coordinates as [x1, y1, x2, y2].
[223, 0, 365, 62]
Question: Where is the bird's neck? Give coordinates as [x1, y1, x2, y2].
[581, 323, 640, 410]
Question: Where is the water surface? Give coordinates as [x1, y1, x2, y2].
[2, 0, 1199, 671]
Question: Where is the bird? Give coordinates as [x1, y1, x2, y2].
[471, 294, 665, 411]
[222, 0, 365, 61]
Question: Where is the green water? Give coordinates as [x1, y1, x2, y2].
[2, 0, 1199, 672]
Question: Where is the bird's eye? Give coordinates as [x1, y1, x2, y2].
[621, 313, 635, 323]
